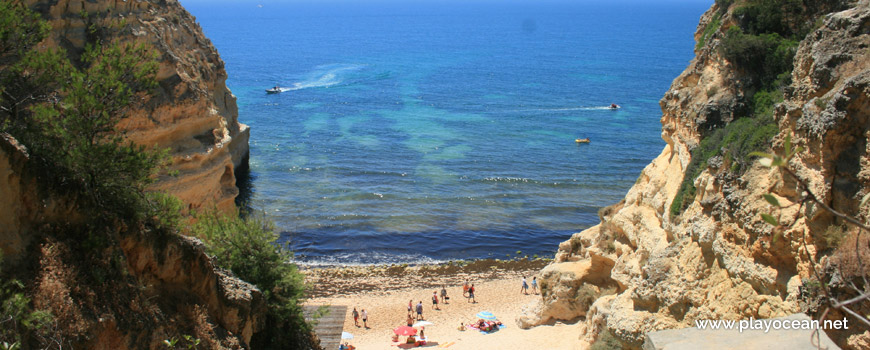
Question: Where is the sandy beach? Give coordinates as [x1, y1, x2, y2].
[303, 260, 589, 350]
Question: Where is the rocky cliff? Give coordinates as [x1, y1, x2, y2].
[23, 0, 250, 212]
[0, 133, 265, 349]
[0, 1, 285, 349]
[520, 1, 870, 349]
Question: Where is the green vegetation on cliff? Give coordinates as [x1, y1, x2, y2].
[1, 1, 163, 224]
[670, 0, 839, 217]
[0, 3, 311, 349]
[191, 211, 312, 349]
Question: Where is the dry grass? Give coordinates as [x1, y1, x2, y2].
[831, 230, 870, 281]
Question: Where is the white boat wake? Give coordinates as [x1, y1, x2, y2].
[280, 64, 367, 92]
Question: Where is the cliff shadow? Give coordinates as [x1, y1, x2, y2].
[234, 162, 255, 213]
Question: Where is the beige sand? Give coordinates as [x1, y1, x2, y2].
[304, 263, 589, 350]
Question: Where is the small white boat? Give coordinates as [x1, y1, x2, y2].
[266, 86, 282, 94]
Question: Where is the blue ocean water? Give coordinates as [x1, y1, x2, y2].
[181, 0, 709, 265]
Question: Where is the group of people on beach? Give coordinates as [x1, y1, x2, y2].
[347, 275, 538, 347]
[520, 275, 538, 295]
[406, 284, 454, 323]
[351, 307, 368, 328]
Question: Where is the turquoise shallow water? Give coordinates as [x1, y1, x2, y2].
[182, 0, 709, 265]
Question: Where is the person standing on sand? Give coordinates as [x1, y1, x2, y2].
[468, 284, 476, 303]
[531, 276, 538, 295]
[408, 299, 413, 317]
[416, 300, 424, 320]
[463, 280, 469, 297]
[441, 285, 448, 304]
[352, 307, 359, 327]
[361, 309, 368, 328]
[432, 291, 440, 310]
[521, 276, 529, 295]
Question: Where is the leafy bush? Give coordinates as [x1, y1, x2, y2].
[23, 41, 163, 221]
[671, 0, 814, 217]
[0, 256, 52, 349]
[732, 0, 802, 36]
[1, 4, 315, 348]
[1, 2, 166, 224]
[190, 211, 311, 349]
[670, 111, 778, 216]
[720, 27, 798, 86]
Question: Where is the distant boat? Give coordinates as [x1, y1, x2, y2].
[266, 86, 282, 94]
[575, 138, 590, 143]
[608, 103, 620, 110]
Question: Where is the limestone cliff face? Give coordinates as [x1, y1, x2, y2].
[521, 1, 870, 348]
[0, 134, 265, 349]
[23, 0, 250, 212]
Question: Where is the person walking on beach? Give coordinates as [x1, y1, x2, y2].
[463, 280, 469, 297]
[408, 299, 413, 317]
[521, 276, 529, 295]
[361, 309, 368, 328]
[432, 291, 440, 310]
[416, 300, 424, 320]
[441, 285, 448, 304]
[352, 307, 360, 327]
[468, 284, 476, 303]
[531, 276, 539, 295]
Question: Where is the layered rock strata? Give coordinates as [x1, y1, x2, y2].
[521, 1, 870, 349]
[0, 134, 264, 349]
[23, 0, 250, 211]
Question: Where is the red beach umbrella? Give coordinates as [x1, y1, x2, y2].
[393, 326, 418, 336]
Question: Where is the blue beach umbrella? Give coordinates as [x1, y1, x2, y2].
[476, 311, 497, 320]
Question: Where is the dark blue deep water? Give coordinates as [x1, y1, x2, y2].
[181, 0, 709, 265]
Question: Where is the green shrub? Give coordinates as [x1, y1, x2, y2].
[1, 2, 166, 224]
[720, 27, 798, 86]
[671, 0, 812, 217]
[0, 257, 52, 348]
[732, 0, 802, 36]
[190, 211, 311, 349]
[671, 111, 778, 217]
[697, 13, 722, 50]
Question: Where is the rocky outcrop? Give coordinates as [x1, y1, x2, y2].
[523, 0, 870, 348]
[517, 254, 620, 329]
[0, 134, 265, 349]
[0, 1, 269, 348]
[22, 0, 249, 212]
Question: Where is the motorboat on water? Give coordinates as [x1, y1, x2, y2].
[608, 103, 620, 110]
[266, 86, 282, 94]
[575, 138, 590, 143]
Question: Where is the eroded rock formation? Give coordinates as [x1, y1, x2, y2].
[0, 134, 265, 349]
[23, 0, 250, 211]
[0, 1, 271, 348]
[522, 1, 870, 349]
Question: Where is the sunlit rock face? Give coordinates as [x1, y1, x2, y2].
[24, 0, 250, 212]
[523, 1, 870, 348]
